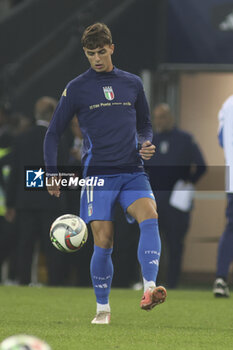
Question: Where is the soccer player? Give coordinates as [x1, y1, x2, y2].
[213, 95, 233, 298]
[44, 22, 166, 324]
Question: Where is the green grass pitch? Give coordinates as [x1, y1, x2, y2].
[0, 286, 233, 350]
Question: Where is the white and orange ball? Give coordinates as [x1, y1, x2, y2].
[0, 334, 51, 350]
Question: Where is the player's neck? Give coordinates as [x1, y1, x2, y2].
[105, 64, 114, 72]
[91, 65, 114, 74]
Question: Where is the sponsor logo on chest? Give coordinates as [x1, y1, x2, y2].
[103, 86, 115, 101]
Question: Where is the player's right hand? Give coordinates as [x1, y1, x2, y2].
[46, 176, 61, 198]
[139, 140, 156, 160]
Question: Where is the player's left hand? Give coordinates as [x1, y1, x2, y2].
[139, 140, 156, 160]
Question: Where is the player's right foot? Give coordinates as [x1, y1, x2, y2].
[213, 278, 230, 297]
[140, 286, 167, 311]
[91, 311, 111, 324]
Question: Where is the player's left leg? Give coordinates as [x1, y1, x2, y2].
[127, 197, 166, 310]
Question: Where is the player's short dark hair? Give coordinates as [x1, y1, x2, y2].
[81, 22, 112, 49]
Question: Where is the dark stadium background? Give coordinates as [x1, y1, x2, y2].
[0, 0, 167, 116]
[1, 0, 233, 286]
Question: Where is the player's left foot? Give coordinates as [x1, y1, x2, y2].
[140, 286, 167, 311]
[91, 311, 111, 324]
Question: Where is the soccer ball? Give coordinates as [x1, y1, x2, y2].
[0, 334, 51, 350]
[50, 214, 88, 253]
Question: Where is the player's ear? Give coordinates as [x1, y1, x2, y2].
[110, 44, 114, 55]
[83, 47, 88, 58]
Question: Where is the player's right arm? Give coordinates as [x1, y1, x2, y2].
[44, 83, 77, 197]
[221, 97, 233, 192]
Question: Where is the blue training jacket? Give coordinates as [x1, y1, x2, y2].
[44, 67, 152, 176]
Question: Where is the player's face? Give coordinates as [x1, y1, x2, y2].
[83, 44, 114, 72]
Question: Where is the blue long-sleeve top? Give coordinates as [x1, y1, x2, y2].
[44, 67, 152, 176]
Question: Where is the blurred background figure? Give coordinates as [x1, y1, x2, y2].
[213, 95, 233, 298]
[5, 96, 68, 286]
[10, 112, 33, 136]
[0, 102, 13, 156]
[0, 109, 33, 284]
[0, 101, 16, 282]
[146, 103, 206, 289]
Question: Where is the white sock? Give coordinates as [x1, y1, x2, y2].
[97, 302, 111, 313]
[143, 278, 156, 292]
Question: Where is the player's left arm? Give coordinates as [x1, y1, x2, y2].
[135, 78, 155, 160]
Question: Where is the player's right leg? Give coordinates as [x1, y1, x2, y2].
[213, 193, 233, 298]
[80, 178, 119, 324]
[90, 220, 114, 324]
